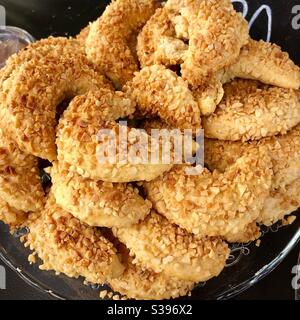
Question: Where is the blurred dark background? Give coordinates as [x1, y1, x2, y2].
[0, 0, 299, 300]
[0, 0, 299, 65]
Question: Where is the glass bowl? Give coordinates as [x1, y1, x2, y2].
[0, 26, 35, 67]
[0, 0, 300, 300]
[295, 250, 300, 300]
[0, 217, 299, 300]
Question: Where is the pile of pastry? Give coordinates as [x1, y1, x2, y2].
[0, 0, 299, 300]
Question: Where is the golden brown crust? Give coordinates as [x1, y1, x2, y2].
[0, 197, 28, 230]
[0, 129, 44, 212]
[108, 246, 195, 300]
[109, 263, 194, 300]
[205, 125, 300, 226]
[125, 65, 201, 129]
[225, 39, 300, 89]
[144, 151, 272, 242]
[22, 194, 125, 284]
[225, 222, 261, 243]
[137, 1, 247, 114]
[113, 210, 229, 282]
[141, 118, 200, 159]
[76, 25, 91, 42]
[205, 123, 300, 190]
[169, 0, 249, 86]
[57, 89, 173, 182]
[0, 0, 299, 301]
[260, 178, 300, 226]
[137, 7, 187, 67]
[127, 31, 140, 63]
[203, 80, 300, 141]
[85, 0, 159, 88]
[192, 75, 224, 116]
[142, 118, 171, 133]
[0, 37, 111, 161]
[0, 37, 83, 89]
[50, 162, 152, 228]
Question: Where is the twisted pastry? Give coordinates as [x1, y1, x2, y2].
[108, 243, 195, 300]
[22, 194, 125, 284]
[137, 7, 187, 67]
[222, 39, 300, 90]
[50, 162, 152, 228]
[85, 0, 159, 88]
[0, 37, 111, 161]
[113, 210, 229, 282]
[205, 123, 300, 225]
[125, 65, 201, 129]
[261, 178, 300, 226]
[165, 0, 249, 86]
[144, 151, 272, 242]
[0, 129, 44, 214]
[0, 198, 27, 231]
[57, 89, 173, 182]
[203, 80, 300, 141]
[205, 123, 300, 190]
